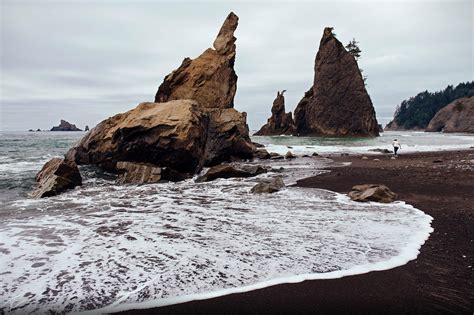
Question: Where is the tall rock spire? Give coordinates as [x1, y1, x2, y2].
[293, 27, 379, 137]
[154, 12, 239, 109]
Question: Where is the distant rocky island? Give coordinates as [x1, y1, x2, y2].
[50, 120, 82, 131]
[385, 81, 474, 131]
[255, 27, 379, 137]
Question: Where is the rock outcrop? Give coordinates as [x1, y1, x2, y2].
[293, 28, 379, 137]
[196, 164, 267, 182]
[204, 108, 253, 166]
[63, 12, 254, 181]
[251, 176, 285, 194]
[66, 100, 209, 173]
[154, 12, 238, 109]
[348, 184, 397, 203]
[254, 91, 295, 136]
[31, 158, 82, 198]
[51, 120, 82, 131]
[425, 97, 474, 133]
[116, 161, 186, 184]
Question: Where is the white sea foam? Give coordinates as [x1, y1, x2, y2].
[0, 158, 433, 314]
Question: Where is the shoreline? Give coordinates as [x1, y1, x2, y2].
[117, 149, 474, 314]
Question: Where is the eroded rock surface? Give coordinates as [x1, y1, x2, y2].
[254, 90, 295, 136]
[66, 100, 208, 173]
[293, 28, 379, 137]
[31, 158, 82, 198]
[154, 12, 238, 109]
[426, 97, 474, 133]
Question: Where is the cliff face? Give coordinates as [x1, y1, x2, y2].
[154, 13, 238, 109]
[293, 28, 379, 137]
[254, 90, 295, 136]
[425, 97, 474, 133]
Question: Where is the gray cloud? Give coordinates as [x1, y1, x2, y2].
[1, 0, 472, 131]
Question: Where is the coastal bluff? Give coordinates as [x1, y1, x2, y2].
[293, 28, 379, 137]
[425, 96, 474, 133]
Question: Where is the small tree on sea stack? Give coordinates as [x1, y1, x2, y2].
[345, 38, 362, 60]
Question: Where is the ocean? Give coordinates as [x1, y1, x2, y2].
[0, 131, 472, 314]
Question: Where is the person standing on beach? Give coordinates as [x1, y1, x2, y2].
[392, 139, 401, 156]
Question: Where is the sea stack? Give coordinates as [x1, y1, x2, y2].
[64, 12, 253, 180]
[155, 12, 238, 109]
[254, 90, 296, 136]
[51, 120, 82, 131]
[293, 28, 379, 137]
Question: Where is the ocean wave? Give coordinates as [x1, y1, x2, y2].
[0, 158, 433, 314]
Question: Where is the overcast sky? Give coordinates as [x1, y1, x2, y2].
[1, 0, 472, 131]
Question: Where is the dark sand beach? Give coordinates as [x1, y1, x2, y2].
[120, 150, 474, 315]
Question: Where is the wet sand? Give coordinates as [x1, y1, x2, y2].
[119, 150, 474, 314]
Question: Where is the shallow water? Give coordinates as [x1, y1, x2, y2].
[253, 130, 474, 155]
[1, 131, 463, 314]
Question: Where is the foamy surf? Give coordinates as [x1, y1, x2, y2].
[0, 157, 433, 314]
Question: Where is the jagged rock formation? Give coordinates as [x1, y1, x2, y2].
[293, 28, 379, 137]
[31, 158, 82, 198]
[254, 90, 295, 135]
[51, 120, 82, 131]
[154, 12, 238, 109]
[62, 13, 254, 183]
[425, 96, 474, 133]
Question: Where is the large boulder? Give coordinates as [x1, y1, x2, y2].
[425, 97, 474, 133]
[51, 120, 82, 131]
[204, 108, 254, 166]
[293, 28, 379, 137]
[31, 158, 82, 198]
[251, 176, 285, 194]
[348, 184, 397, 203]
[254, 90, 295, 136]
[154, 12, 238, 109]
[65, 100, 209, 173]
[196, 164, 267, 182]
